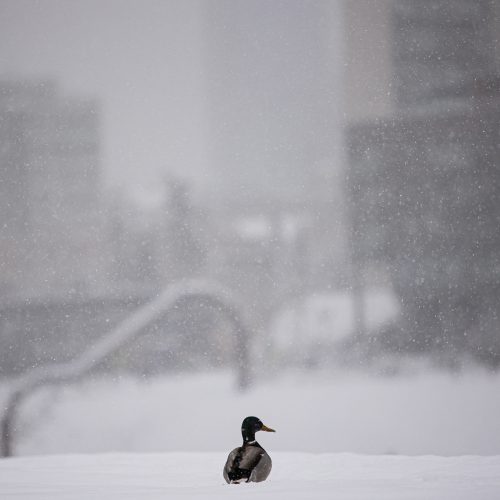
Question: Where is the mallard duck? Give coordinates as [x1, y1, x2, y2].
[223, 416, 276, 484]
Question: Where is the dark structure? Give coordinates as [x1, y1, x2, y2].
[0, 284, 247, 378]
[0, 80, 106, 298]
[346, 0, 500, 365]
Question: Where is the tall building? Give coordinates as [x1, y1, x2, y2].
[0, 80, 106, 298]
[202, 0, 347, 305]
[344, 0, 500, 363]
[203, 0, 342, 207]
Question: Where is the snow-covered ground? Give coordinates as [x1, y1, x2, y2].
[2, 369, 500, 498]
[1, 452, 499, 499]
[7, 368, 500, 456]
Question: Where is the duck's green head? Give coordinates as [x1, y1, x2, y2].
[241, 416, 276, 442]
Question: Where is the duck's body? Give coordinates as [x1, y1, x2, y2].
[223, 416, 275, 484]
[223, 441, 272, 483]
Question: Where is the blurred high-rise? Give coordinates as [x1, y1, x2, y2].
[345, 0, 500, 364]
[0, 80, 107, 299]
[203, 0, 342, 203]
[202, 0, 347, 321]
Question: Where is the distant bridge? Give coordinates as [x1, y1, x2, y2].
[0, 279, 251, 457]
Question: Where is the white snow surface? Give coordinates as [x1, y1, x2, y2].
[2, 370, 500, 499]
[10, 370, 500, 457]
[1, 452, 499, 500]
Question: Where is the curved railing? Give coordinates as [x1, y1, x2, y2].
[0, 279, 251, 457]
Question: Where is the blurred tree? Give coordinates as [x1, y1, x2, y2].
[163, 176, 206, 282]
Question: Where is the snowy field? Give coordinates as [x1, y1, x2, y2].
[1, 452, 499, 499]
[8, 369, 500, 456]
[1, 369, 500, 498]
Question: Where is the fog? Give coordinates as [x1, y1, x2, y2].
[1, 0, 500, 460]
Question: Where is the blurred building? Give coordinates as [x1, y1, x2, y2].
[202, 0, 347, 318]
[344, 0, 500, 364]
[0, 80, 107, 299]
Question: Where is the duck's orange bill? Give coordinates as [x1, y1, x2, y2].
[261, 424, 276, 432]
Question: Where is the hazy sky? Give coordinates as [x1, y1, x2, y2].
[0, 0, 207, 199]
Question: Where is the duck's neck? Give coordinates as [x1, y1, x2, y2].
[242, 430, 256, 444]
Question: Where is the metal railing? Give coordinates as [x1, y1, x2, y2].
[0, 279, 251, 457]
